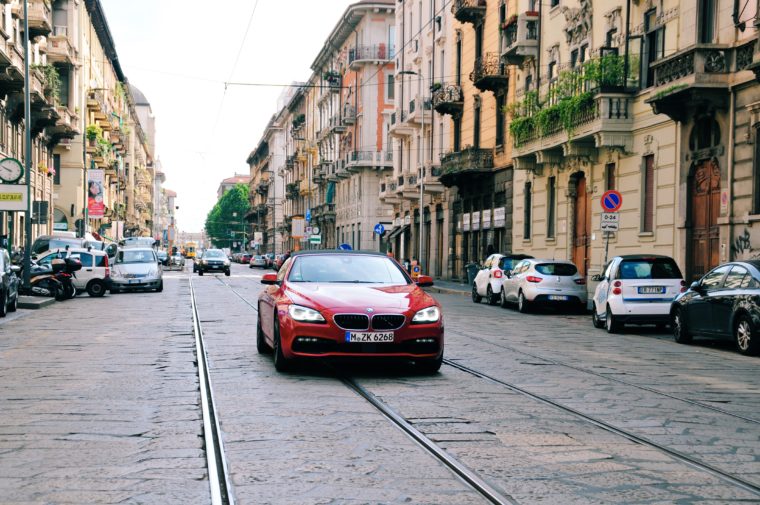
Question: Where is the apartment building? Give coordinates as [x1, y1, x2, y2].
[438, 0, 515, 279]
[507, 0, 759, 282]
[386, 0, 453, 276]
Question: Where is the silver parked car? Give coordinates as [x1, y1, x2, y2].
[110, 247, 163, 293]
[249, 255, 267, 268]
[500, 259, 587, 313]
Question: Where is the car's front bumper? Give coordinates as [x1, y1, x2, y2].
[199, 263, 229, 271]
[280, 318, 444, 360]
[112, 277, 162, 289]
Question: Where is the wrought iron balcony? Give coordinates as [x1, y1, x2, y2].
[256, 180, 270, 195]
[348, 44, 394, 69]
[431, 84, 464, 116]
[470, 52, 508, 93]
[342, 105, 356, 125]
[452, 0, 487, 25]
[285, 182, 300, 199]
[501, 13, 539, 65]
[645, 43, 751, 122]
[439, 147, 494, 187]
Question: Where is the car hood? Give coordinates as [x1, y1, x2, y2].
[285, 283, 437, 312]
[114, 263, 158, 275]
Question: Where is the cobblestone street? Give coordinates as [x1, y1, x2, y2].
[1, 263, 759, 504]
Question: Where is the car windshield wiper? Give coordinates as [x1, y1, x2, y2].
[332, 280, 377, 283]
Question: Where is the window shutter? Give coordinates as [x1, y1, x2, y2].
[643, 155, 654, 232]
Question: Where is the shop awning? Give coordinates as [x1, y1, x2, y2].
[387, 225, 408, 240]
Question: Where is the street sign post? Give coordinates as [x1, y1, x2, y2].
[600, 191, 623, 267]
[601, 190, 623, 212]
[309, 235, 322, 244]
[601, 212, 620, 232]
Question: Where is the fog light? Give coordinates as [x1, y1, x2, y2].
[297, 337, 320, 343]
[415, 338, 436, 344]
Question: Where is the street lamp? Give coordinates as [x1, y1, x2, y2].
[397, 69, 426, 270]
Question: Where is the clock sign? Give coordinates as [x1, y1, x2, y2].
[0, 157, 23, 184]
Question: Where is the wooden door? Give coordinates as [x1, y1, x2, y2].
[689, 160, 721, 280]
[572, 175, 592, 277]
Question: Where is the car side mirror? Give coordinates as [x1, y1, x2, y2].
[690, 281, 703, 293]
[261, 273, 279, 285]
[591, 274, 603, 282]
[416, 275, 434, 288]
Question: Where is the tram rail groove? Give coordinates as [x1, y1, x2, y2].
[448, 329, 760, 425]
[190, 278, 236, 505]
[341, 375, 519, 505]
[443, 358, 760, 498]
[215, 276, 258, 312]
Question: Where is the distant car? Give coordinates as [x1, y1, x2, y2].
[197, 249, 231, 276]
[0, 248, 20, 316]
[671, 262, 760, 355]
[275, 254, 289, 271]
[592, 254, 685, 333]
[170, 254, 185, 270]
[119, 237, 158, 249]
[472, 253, 534, 305]
[265, 253, 275, 268]
[500, 259, 587, 312]
[110, 247, 163, 293]
[249, 255, 267, 268]
[35, 247, 111, 297]
[257, 251, 443, 372]
[240, 253, 252, 264]
[156, 250, 170, 266]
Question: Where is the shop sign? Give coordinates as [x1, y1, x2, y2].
[462, 212, 470, 232]
[494, 207, 506, 228]
[482, 209, 492, 230]
[471, 211, 480, 231]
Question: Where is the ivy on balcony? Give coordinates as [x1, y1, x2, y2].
[507, 54, 626, 145]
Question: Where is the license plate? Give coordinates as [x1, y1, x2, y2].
[128, 279, 141, 284]
[345, 331, 394, 343]
[638, 286, 665, 294]
[548, 295, 568, 301]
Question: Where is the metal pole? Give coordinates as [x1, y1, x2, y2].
[21, 0, 32, 289]
[418, 69, 425, 271]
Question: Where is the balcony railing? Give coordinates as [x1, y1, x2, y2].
[501, 13, 539, 65]
[470, 52, 508, 92]
[439, 147, 494, 186]
[342, 105, 356, 125]
[346, 150, 393, 170]
[452, 0, 487, 25]
[432, 84, 464, 116]
[348, 44, 394, 67]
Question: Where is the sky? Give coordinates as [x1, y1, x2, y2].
[100, 0, 356, 233]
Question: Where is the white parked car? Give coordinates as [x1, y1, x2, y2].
[472, 254, 533, 305]
[35, 247, 111, 297]
[591, 254, 685, 333]
[500, 259, 587, 313]
[111, 247, 163, 293]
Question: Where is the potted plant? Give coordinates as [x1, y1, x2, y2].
[86, 124, 102, 147]
[430, 82, 443, 92]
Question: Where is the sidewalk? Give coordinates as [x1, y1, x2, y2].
[428, 278, 470, 296]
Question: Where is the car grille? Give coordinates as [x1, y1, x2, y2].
[372, 314, 405, 330]
[292, 337, 440, 355]
[333, 314, 369, 330]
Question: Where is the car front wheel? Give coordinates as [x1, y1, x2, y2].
[416, 354, 443, 374]
[198, 270, 204, 276]
[256, 310, 270, 354]
[0, 290, 7, 318]
[225, 270, 231, 277]
[8, 291, 17, 312]
[499, 289, 509, 308]
[87, 280, 106, 297]
[156, 281, 163, 293]
[735, 314, 759, 356]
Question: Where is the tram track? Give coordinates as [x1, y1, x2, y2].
[447, 328, 760, 425]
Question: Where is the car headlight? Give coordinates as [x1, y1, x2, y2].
[412, 306, 440, 324]
[224, 260, 230, 266]
[288, 304, 326, 323]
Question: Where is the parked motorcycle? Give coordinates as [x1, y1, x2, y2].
[52, 257, 83, 300]
[17, 258, 66, 298]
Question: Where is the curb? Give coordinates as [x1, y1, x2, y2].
[18, 296, 56, 310]
[427, 286, 470, 297]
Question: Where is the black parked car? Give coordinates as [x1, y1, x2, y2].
[0, 248, 20, 317]
[671, 261, 760, 355]
[156, 250, 170, 266]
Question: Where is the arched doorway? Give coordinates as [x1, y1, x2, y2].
[688, 117, 722, 281]
[571, 172, 591, 277]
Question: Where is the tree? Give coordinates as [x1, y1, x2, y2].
[204, 183, 250, 248]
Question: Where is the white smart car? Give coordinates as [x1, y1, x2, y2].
[591, 254, 685, 333]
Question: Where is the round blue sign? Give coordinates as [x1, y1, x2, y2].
[338, 243, 353, 250]
[374, 223, 385, 235]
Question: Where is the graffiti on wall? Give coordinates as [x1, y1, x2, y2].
[731, 227, 760, 260]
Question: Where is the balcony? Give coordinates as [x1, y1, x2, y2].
[256, 180, 270, 195]
[379, 177, 399, 203]
[501, 13, 539, 66]
[389, 109, 414, 137]
[346, 150, 393, 171]
[348, 44, 394, 70]
[47, 26, 76, 66]
[47, 105, 79, 142]
[28, 1, 52, 38]
[87, 90, 108, 121]
[335, 160, 350, 178]
[342, 105, 356, 125]
[299, 179, 312, 196]
[285, 154, 296, 169]
[645, 44, 748, 122]
[400, 173, 420, 199]
[418, 165, 445, 193]
[312, 166, 325, 184]
[470, 52, 508, 93]
[431, 84, 463, 116]
[407, 95, 432, 124]
[452, 0, 486, 25]
[439, 147, 494, 187]
[329, 113, 347, 134]
[286, 182, 300, 200]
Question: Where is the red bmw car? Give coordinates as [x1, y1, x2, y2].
[256, 251, 444, 372]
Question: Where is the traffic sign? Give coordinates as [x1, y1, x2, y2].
[309, 235, 322, 244]
[601, 190, 623, 212]
[374, 223, 385, 235]
[601, 212, 620, 232]
[305, 209, 311, 222]
[312, 226, 320, 235]
[339, 243, 352, 250]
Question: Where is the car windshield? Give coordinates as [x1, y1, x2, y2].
[157, 251, 168, 258]
[204, 250, 226, 258]
[288, 255, 410, 284]
[499, 256, 530, 270]
[618, 258, 682, 280]
[120, 237, 156, 248]
[116, 250, 156, 264]
[535, 263, 578, 276]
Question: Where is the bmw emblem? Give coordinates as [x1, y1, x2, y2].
[366, 308, 374, 313]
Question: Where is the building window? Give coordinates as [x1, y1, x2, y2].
[699, 0, 716, 43]
[605, 162, 616, 190]
[606, 28, 618, 47]
[643, 9, 665, 87]
[550, 0, 559, 7]
[547, 176, 556, 239]
[642, 154, 655, 232]
[495, 94, 505, 146]
[387, 74, 395, 100]
[524, 181, 532, 239]
[456, 34, 462, 86]
[473, 99, 481, 148]
[53, 154, 61, 185]
[475, 24, 483, 58]
[454, 117, 461, 151]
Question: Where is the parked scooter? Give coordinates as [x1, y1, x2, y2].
[52, 257, 82, 300]
[17, 258, 65, 298]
